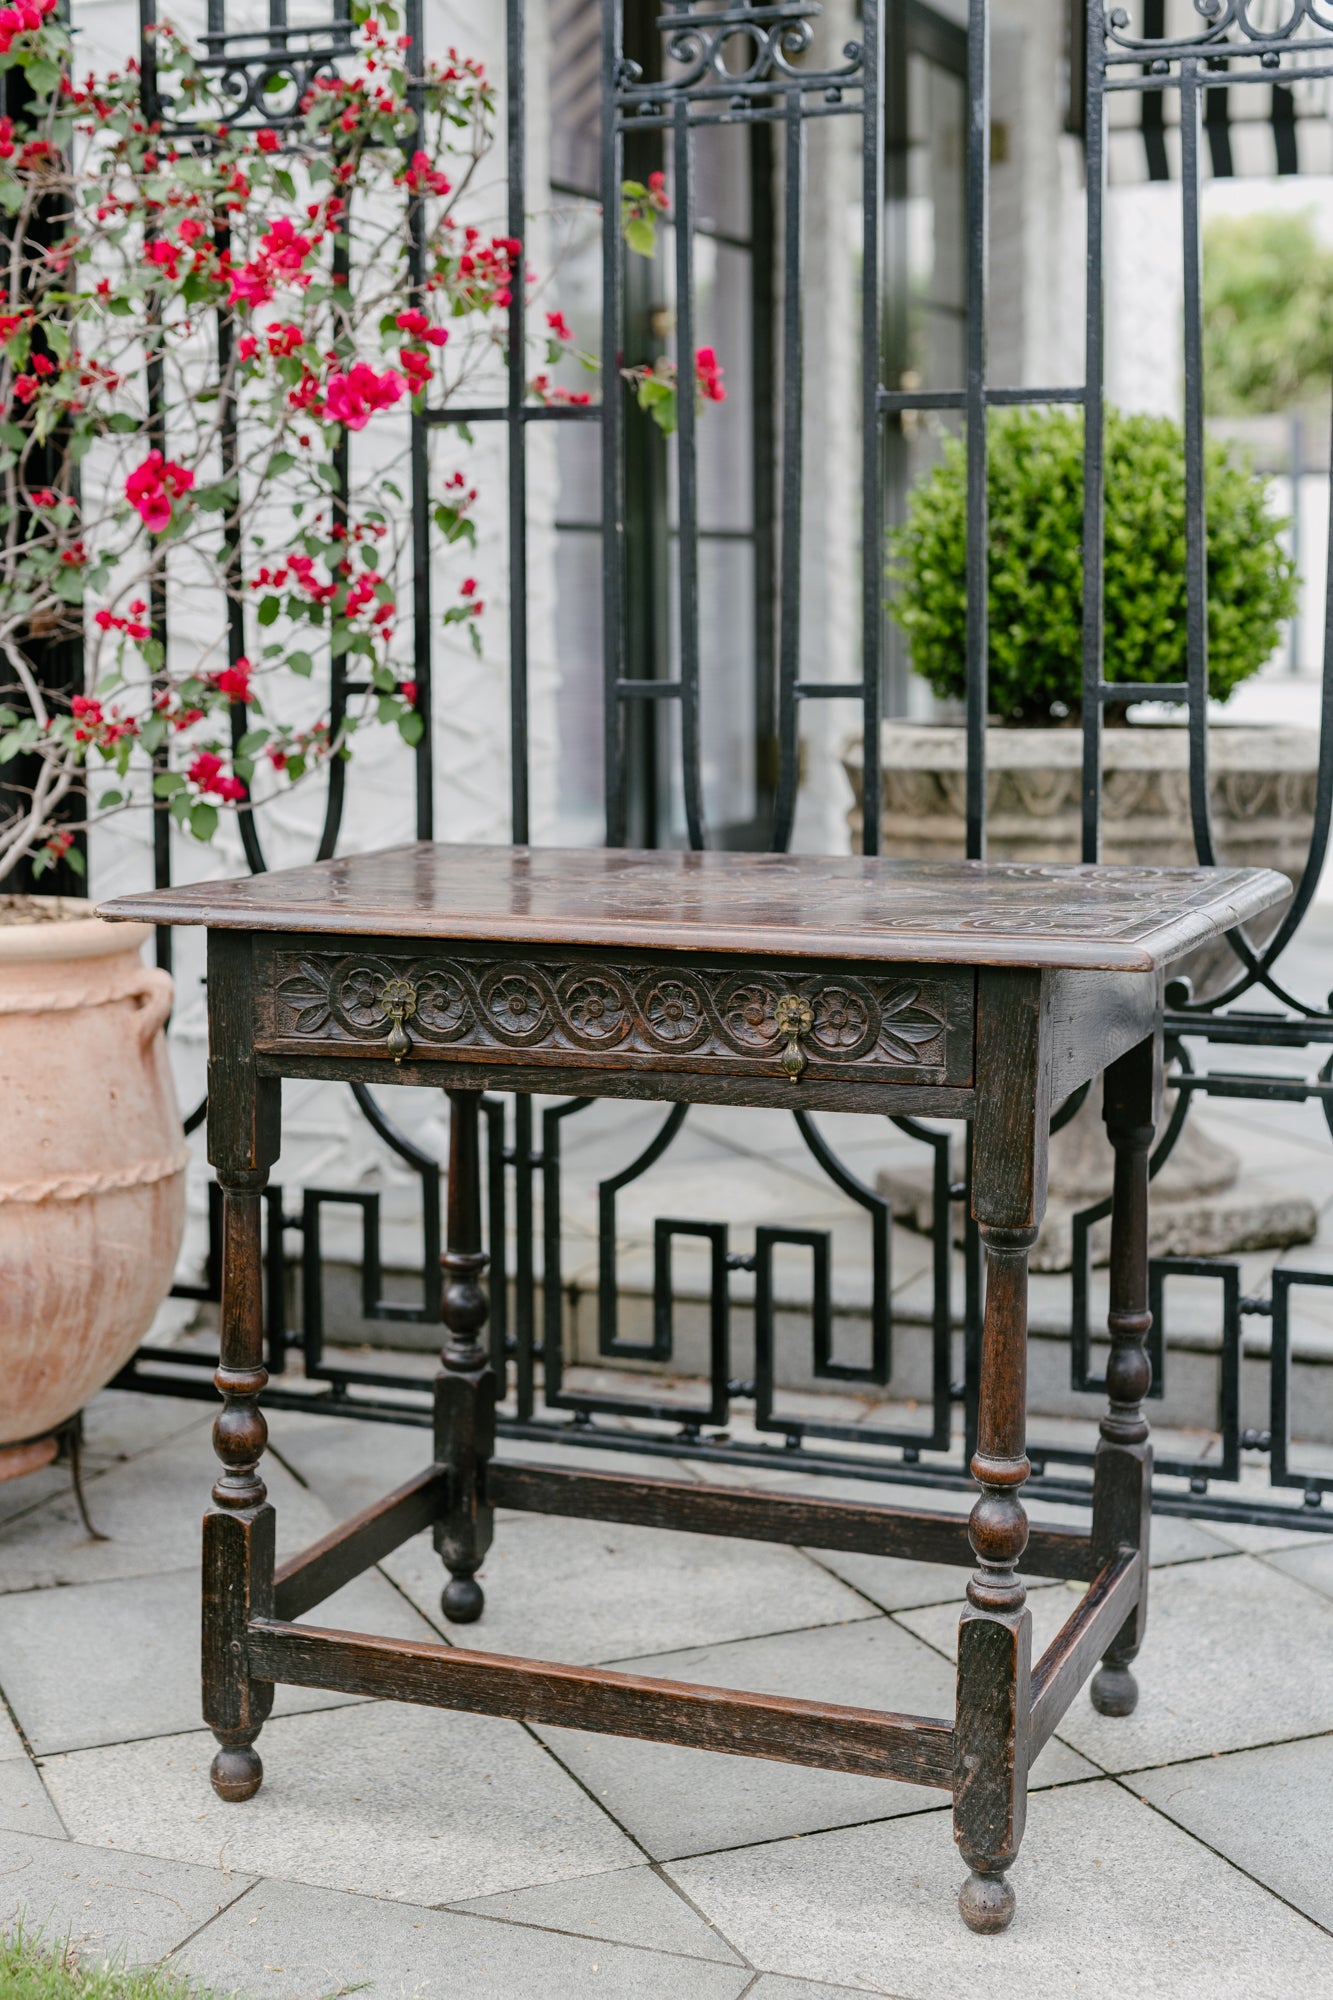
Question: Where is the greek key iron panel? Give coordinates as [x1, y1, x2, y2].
[261, 947, 972, 1082]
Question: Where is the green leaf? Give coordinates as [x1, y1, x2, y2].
[287, 649, 314, 677]
[257, 594, 281, 627]
[267, 451, 296, 478]
[397, 708, 424, 746]
[188, 800, 219, 842]
[97, 789, 124, 809]
[63, 844, 86, 877]
[624, 216, 656, 259]
[153, 770, 186, 797]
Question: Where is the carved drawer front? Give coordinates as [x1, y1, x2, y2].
[258, 945, 975, 1086]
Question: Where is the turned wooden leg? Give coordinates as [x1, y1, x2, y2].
[955, 1220, 1036, 1935]
[955, 970, 1048, 1935]
[203, 935, 280, 1803]
[435, 1088, 495, 1625]
[1090, 1034, 1157, 1718]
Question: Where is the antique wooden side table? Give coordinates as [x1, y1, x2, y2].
[100, 845, 1287, 1933]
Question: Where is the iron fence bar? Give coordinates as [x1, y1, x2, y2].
[424, 405, 601, 425]
[771, 85, 806, 853]
[601, 0, 627, 845]
[672, 93, 706, 852]
[859, 0, 884, 858]
[1080, 0, 1106, 863]
[405, 0, 434, 841]
[1179, 60, 1214, 871]
[876, 386, 1085, 412]
[508, 0, 531, 844]
[314, 181, 352, 863]
[963, 0, 988, 861]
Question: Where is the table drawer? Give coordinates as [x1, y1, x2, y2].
[255, 943, 975, 1087]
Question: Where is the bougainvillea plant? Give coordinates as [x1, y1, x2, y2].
[0, 10, 724, 878]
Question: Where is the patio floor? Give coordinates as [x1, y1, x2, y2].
[3, 1386, 1333, 1998]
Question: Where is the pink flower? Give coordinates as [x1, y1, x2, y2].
[396, 307, 447, 348]
[125, 450, 194, 533]
[227, 261, 273, 310]
[237, 334, 259, 362]
[211, 658, 253, 703]
[255, 128, 280, 154]
[695, 345, 726, 403]
[546, 310, 573, 343]
[188, 751, 246, 801]
[260, 216, 312, 277]
[324, 362, 405, 431]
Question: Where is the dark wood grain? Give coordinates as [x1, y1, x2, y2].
[177, 838, 1197, 1926]
[252, 939, 974, 1087]
[1089, 1035, 1158, 1718]
[257, 1048, 976, 1118]
[246, 1620, 956, 1785]
[954, 969, 1045, 1935]
[487, 1462, 1098, 1580]
[1028, 1551, 1142, 1755]
[272, 1466, 447, 1622]
[434, 1089, 495, 1626]
[97, 842, 1289, 973]
[203, 933, 281, 1806]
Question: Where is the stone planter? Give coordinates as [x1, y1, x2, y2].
[844, 720, 1321, 1267]
[845, 716, 1317, 889]
[0, 898, 186, 1477]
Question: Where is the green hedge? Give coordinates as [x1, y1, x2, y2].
[888, 408, 1297, 722]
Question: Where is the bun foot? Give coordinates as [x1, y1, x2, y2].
[211, 1741, 263, 1802]
[1091, 1661, 1139, 1716]
[442, 1573, 485, 1624]
[958, 1870, 1016, 1935]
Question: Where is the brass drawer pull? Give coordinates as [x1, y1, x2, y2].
[775, 993, 814, 1080]
[380, 977, 418, 1062]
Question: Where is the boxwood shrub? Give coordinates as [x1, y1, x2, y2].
[888, 408, 1298, 722]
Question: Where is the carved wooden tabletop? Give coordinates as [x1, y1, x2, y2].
[97, 843, 1289, 974]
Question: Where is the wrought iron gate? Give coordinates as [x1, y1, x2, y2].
[115, 0, 1333, 1534]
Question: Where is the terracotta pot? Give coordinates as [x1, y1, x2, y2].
[0, 897, 186, 1464]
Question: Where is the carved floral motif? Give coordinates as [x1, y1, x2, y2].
[269, 949, 959, 1076]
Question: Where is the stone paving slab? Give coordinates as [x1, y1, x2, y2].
[0, 1760, 64, 1839]
[0, 1828, 252, 1971]
[173, 1874, 756, 2000]
[449, 1862, 745, 1962]
[747, 1980, 894, 2000]
[534, 1617, 1095, 1861]
[384, 1513, 868, 1666]
[0, 1564, 438, 1756]
[1132, 1734, 1333, 1932]
[0, 1699, 25, 1763]
[1264, 1535, 1333, 1601]
[898, 1554, 1333, 1772]
[270, 1407, 709, 1525]
[79, 1390, 214, 1466]
[42, 1702, 640, 1907]
[0, 1428, 353, 1594]
[665, 1781, 1333, 1999]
